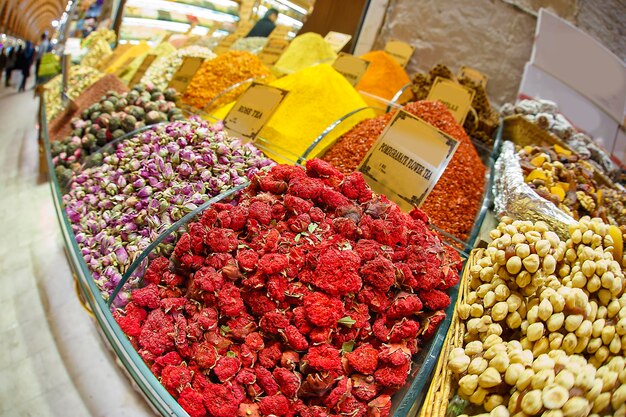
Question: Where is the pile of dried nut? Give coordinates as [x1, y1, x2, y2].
[448, 216, 626, 417]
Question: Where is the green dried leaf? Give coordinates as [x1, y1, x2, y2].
[308, 223, 318, 233]
[341, 340, 355, 353]
[338, 316, 356, 328]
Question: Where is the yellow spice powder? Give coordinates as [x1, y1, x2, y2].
[212, 64, 376, 165]
[274, 33, 337, 75]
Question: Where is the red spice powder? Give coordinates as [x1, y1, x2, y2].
[321, 100, 486, 241]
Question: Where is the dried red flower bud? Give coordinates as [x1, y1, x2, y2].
[387, 292, 423, 319]
[283, 325, 309, 351]
[273, 367, 301, 398]
[191, 341, 217, 369]
[351, 374, 379, 402]
[161, 363, 192, 396]
[258, 341, 283, 369]
[418, 289, 451, 310]
[205, 228, 239, 253]
[304, 292, 344, 327]
[345, 344, 378, 375]
[144, 256, 170, 284]
[255, 366, 279, 396]
[374, 360, 410, 388]
[178, 387, 206, 417]
[204, 383, 240, 417]
[360, 256, 396, 292]
[307, 345, 342, 372]
[259, 394, 291, 416]
[217, 282, 245, 317]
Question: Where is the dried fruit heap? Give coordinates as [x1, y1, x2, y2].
[115, 159, 462, 417]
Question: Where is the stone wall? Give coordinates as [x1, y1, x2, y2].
[371, 0, 625, 105]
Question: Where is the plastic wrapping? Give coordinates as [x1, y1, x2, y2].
[494, 141, 575, 238]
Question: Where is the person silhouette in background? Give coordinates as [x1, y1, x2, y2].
[36, 32, 50, 84]
[17, 42, 35, 92]
[246, 8, 279, 38]
[5, 46, 18, 87]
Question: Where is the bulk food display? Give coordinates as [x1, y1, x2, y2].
[38, 16, 625, 417]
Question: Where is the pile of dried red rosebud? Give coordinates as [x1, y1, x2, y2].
[114, 159, 462, 417]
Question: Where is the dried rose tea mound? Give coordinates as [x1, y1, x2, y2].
[114, 159, 462, 417]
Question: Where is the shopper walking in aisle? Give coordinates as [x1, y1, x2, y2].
[35, 32, 50, 84]
[0, 47, 7, 85]
[246, 8, 279, 38]
[17, 42, 35, 92]
[5, 46, 17, 87]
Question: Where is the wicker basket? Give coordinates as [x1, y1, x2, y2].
[418, 249, 483, 417]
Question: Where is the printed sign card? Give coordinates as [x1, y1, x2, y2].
[358, 110, 459, 211]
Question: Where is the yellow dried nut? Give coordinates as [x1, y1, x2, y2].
[480, 266, 495, 282]
[516, 243, 531, 259]
[469, 387, 489, 405]
[489, 405, 509, 417]
[586, 276, 602, 293]
[516, 271, 532, 288]
[554, 369, 575, 390]
[465, 341, 484, 356]
[582, 260, 596, 278]
[448, 353, 471, 374]
[537, 298, 553, 322]
[458, 374, 479, 397]
[505, 363, 525, 385]
[532, 369, 555, 390]
[542, 384, 569, 409]
[609, 334, 621, 354]
[533, 337, 550, 357]
[550, 333, 564, 350]
[607, 356, 625, 374]
[601, 326, 615, 345]
[600, 370, 618, 392]
[522, 254, 540, 274]
[592, 392, 610, 414]
[507, 256, 522, 274]
[611, 384, 626, 410]
[543, 254, 557, 275]
[458, 303, 471, 320]
[490, 352, 510, 373]
[521, 389, 543, 415]
[608, 299, 621, 318]
[470, 303, 484, 318]
[468, 357, 489, 375]
[527, 322, 545, 342]
[562, 397, 590, 417]
[575, 320, 592, 339]
[478, 367, 502, 388]
[563, 333, 578, 355]
[512, 233, 526, 245]
[516, 368, 535, 391]
[484, 395, 505, 412]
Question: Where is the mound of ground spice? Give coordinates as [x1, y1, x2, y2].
[322, 100, 486, 241]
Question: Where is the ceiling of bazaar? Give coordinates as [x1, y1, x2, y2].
[1, 0, 64, 41]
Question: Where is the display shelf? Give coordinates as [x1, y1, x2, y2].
[41, 104, 188, 417]
[103, 171, 465, 417]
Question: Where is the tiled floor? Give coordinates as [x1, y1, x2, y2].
[0, 73, 153, 416]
